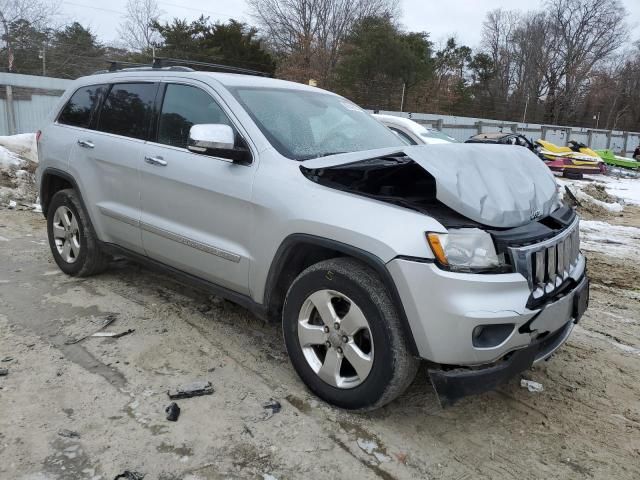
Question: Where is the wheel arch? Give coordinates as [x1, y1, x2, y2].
[263, 233, 419, 355]
[40, 168, 85, 218]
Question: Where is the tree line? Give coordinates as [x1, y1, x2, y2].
[1, 0, 638, 131]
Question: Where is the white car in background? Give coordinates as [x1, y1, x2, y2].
[373, 113, 457, 145]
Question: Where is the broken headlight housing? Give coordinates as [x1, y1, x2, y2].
[426, 228, 508, 273]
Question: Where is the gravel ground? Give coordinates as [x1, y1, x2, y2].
[0, 209, 639, 480]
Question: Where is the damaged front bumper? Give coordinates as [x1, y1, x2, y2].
[387, 256, 589, 406]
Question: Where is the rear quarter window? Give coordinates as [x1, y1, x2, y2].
[57, 84, 108, 128]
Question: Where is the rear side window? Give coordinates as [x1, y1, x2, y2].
[57, 84, 107, 128]
[96, 83, 157, 140]
[157, 84, 232, 148]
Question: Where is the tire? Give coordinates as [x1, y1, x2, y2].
[283, 258, 419, 410]
[47, 189, 109, 277]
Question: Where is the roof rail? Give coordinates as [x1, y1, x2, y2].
[92, 57, 270, 77]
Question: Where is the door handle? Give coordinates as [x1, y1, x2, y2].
[144, 156, 167, 166]
[77, 139, 94, 149]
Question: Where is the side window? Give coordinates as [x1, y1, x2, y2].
[389, 127, 417, 145]
[158, 84, 232, 149]
[57, 84, 107, 128]
[96, 83, 157, 140]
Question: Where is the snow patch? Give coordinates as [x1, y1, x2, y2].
[0, 133, 38, 163]
[0, 133, 39, 205]
[579, 220, 640, 258]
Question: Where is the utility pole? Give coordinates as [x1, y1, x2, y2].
[593, 112, 600, 129]
[38, 45, 46, 76]
[522, 94, 530, 124]
[400, 82, 406, 112]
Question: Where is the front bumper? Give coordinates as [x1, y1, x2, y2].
[388, 257, 588, 406]
[387, 255, 587, 365]
[428, 318, 576, 407]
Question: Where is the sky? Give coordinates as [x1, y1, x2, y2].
[60, 0, 640, 50]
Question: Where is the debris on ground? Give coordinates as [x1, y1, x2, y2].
[2, 356, 13, 362]
[520, 379, 544, 393]
[564, 185, 580, 206]
[7, 200, 16, 209]
[113, 471, 145, 480]
[57, 429, 80, 439]
[0, 368, 8, 376]
[64, 314, 118, 344]
[167, 380, 214, 399]
[91, 329, 135, 339]
[261, 399, 282, 420]
[165, 402, 181, 422]
[583, 183, 617, 203]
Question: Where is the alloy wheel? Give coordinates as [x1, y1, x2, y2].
[52, 205, 81, 263]
[297, 289, 374, 389]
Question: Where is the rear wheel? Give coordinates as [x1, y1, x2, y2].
[47, 189, 109, 276]
[283, 258, 419, 410]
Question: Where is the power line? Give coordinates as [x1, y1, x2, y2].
[61, 1, 245, 20]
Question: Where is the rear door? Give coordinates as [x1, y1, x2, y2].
[139, 80, 256, 295]
[68, 81, 158, 254]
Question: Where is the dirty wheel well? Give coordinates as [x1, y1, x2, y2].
[266, 242, 342, 321]
[40, 172, 74, 217]
[265, 235, 419, 356]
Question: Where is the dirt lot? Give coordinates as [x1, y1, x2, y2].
[1, 209, 639, 480]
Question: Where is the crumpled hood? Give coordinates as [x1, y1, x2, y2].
[302, 144, 559, 228]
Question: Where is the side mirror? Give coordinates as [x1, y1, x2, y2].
[187, 124, 251, 164]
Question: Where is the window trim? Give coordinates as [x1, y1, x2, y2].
[93, 81, 160, 141]
[151, 80, 254, 165]
[388, 126, 418, 145]
[56, 83, 108, 129]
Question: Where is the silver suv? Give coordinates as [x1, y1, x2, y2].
[36, 68, 589, 409]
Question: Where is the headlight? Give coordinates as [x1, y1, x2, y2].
[426, 228, 506, 272]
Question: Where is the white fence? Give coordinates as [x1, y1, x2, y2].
[2, 73, 639, 155]
[375, 110, 640, 156]
[0, 73, 71, 135]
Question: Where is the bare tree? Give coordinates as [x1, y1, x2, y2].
[118, 0, 164, 52]
[0, 0, 58, 71]
[247, 0, 399, 83]
[543, 0, 629, 123]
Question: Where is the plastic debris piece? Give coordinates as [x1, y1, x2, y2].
[113, 471, 145, 480]
[65, 314, 118, 344]
[58, 429, 80, 438]
[167, 380, 214, 399]
[91, 329, 135, 338]
[0, 368, 8, 376]
[1, 356, 12, 362]
[165, 402, 180, 421]
[261, 399, 282, 420]
[520, 379, 544, 393]
[262, 399, 282, 414]
[8, 200, 16, 210]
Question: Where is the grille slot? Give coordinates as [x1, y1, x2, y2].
[509, 217, 581, 300]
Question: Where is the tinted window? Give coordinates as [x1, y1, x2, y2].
[58, 84, 107, 128]
[97, 83, 157, 140]
[158, 84, 232, 148]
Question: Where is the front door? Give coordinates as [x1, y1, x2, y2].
[139, 81, 256, 295]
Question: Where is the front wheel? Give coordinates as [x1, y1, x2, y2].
[282, 258, 419, 410]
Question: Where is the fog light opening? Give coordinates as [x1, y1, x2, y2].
[472, 324, 515, 348]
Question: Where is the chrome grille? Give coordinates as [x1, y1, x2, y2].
[508, 217, 581, 300]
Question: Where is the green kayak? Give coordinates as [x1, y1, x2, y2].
[595, 149, 639, 169]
